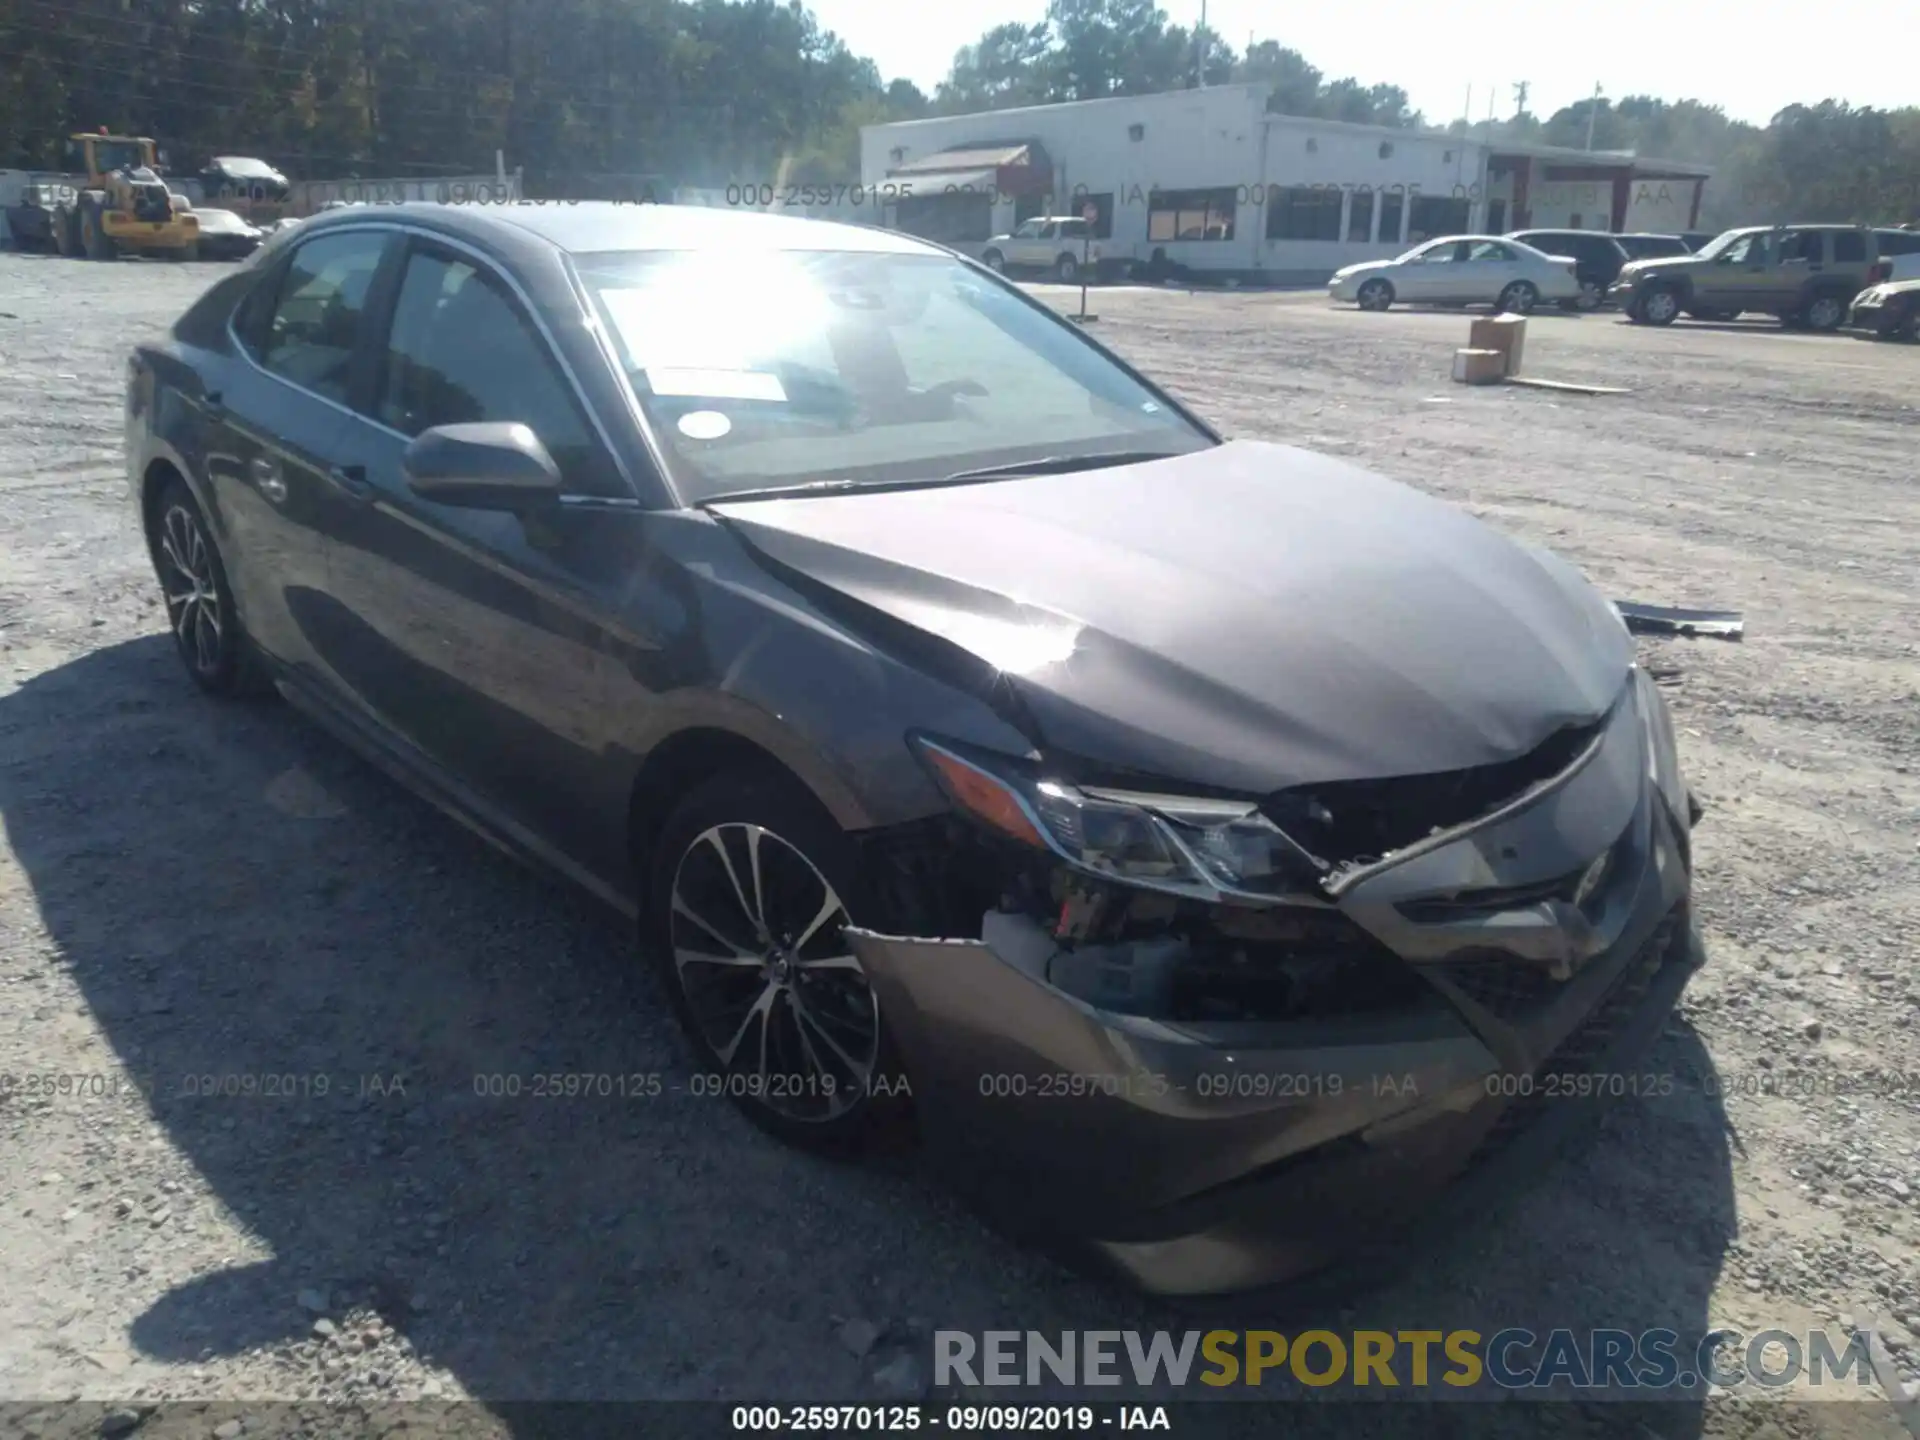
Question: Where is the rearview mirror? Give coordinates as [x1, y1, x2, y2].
[402, 422, 562, 510]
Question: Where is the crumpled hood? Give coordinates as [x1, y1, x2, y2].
[711, 440, 1633, 794]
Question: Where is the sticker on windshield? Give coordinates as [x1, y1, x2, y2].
[647, 368, 787, 403]
[677, 410, 733, 440]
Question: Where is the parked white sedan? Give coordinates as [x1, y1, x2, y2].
[1330, 235, 1581, 314]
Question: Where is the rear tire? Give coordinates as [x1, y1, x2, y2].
[981, 248, 1005, 272]
[1496, 280, 1538, 315]
[1801, 292, 1847, 332]
[1055, 252, 1079, 283]
[1356, 278, 1394, 311]
[146, 478, 270, 697]
[645, 771, 910, 1155]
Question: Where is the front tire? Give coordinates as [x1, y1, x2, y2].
[646, 772, 905, 1154]
[81, 205, 114, 260]
[1496, 280, 1538, 314]
[1055, 252, 1079, 283]
[1356, 278, 1393, 311]
[1638, 286, 1682, 326]
[147, 479, 263, 696]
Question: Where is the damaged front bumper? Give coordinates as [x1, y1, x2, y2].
[846, 673, 1704, 1297]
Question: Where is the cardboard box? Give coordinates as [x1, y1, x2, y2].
[1452, 347, 1506, 385]
[1468, 313, 1527, 375]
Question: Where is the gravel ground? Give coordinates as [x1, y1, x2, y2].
[0, 249, 1917, 1439]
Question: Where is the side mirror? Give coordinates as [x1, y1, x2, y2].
[402, 422, 563, 510]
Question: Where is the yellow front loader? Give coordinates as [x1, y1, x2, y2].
[50, 130, 200, 260]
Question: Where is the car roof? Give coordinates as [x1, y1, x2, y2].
[296, 200, 944, 257]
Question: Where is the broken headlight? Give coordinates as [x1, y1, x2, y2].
[911, 735, 1324, 903]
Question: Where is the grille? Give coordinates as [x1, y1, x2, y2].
[1262, 709, 1609, 869]
[1467, 911, 1683, 1163]
[1438, 955, 1565, 1017]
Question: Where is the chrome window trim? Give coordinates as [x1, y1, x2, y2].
[223, 218, 647, 507]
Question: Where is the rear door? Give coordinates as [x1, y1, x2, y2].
[315, 235, 642, 878]
[202, 226, 397, 680]
[1767, 229, 1826, 311]
[1461, 240, 1522, 301]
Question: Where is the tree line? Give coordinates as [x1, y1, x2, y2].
[2, 0, 1914, 225]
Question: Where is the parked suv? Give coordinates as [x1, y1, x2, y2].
[1611, 224, 1897, 330]
[981, 217, 1102, 282]
[1507, 229, 1630, 309]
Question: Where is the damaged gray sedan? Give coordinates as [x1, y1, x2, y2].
[126, 202, 1703, 1298]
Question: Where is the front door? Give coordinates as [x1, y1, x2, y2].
[315, 237, 642, 880]
[200, 227, 396, 680]
[1698, 230, 1776, 312]
[1399, 239, 1468, 299]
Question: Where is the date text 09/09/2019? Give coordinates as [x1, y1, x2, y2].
[730, 1405, 1169, 1432]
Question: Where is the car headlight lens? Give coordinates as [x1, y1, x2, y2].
[913, 736, 1322, 901]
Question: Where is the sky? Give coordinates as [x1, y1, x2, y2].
[806, 0, 1908, 127]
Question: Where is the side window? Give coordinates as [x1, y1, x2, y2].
[1783, 231, 1824, 263]
[376, 248, 626, 499]
[261, 230, 390, 405]
[1831, 231, 1866, 263]
[1468, 241, 1516, 262]
[232, 267, 282, 360]
[1876, 231, 1920, 256]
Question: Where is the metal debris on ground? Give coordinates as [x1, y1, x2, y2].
[1507, 376, 1633, 395]
[1612, 601, 1746, 640]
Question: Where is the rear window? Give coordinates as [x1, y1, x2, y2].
[1831, 232, 1867, 263]
[1875, 230, 1920, 256]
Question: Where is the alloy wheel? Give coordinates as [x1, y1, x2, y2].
[1643, 289, 1679, 324]
[669, 822, 878, 1123]
[157, 502, 226, 677]
[1805, 296, 1844, 331]
[1576, 281, 1602, 310]
[1498, 281, 1537, 314]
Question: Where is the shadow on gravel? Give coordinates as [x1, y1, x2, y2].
[0, 637, 1735, 1432]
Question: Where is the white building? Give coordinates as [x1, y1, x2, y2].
[859, 85, 1712, 279]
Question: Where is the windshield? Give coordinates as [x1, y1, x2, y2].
[92, 140, 147, 173]
[575, 248, 1210, 502]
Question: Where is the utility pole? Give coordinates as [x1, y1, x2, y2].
[1584, 82, 1602, 150]
[1192, 0, 1208, 88]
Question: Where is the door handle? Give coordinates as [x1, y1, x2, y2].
[327, 463, 372, 500]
